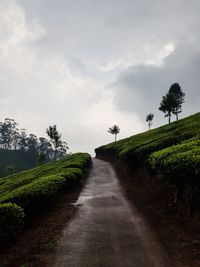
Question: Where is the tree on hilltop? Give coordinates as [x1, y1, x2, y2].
[159, 83, 185, 124]
[146, 113, 154, 130]
[169, 83, 185, 120]
[108, 125, 120, 142]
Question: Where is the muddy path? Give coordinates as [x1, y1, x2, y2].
[54, 158, 169, 267]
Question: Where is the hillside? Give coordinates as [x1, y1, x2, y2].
[0, 153, 91, 242]
[95, 113, 200, 166]
[96, 112, 200, 202]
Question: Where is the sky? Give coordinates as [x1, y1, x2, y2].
[0, 0, 200, 156]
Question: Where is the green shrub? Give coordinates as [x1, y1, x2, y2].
[149, 138, 200, 183]
[0, 203, 25, 241]
[0, 164, 89, 214]
[0, 152, 91, 240]
[1, 175, 67, 212]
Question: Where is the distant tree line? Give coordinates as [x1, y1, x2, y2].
[0, 118, 68, 164]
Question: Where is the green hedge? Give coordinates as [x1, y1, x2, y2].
[0, 203, 25, 241]
[149, 138, 200, 183]
[0, 153, 91, 241]
[1, 168, 83, 213]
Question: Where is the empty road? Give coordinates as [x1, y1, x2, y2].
[54, 158, 169, 267]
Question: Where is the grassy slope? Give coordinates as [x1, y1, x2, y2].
[95, 112, 200, 199]
[95, 112, 200, 168]
[0, 153, 91, 241]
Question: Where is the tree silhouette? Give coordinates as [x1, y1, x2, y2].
[146, 113, 154, 130]
[159, 90, 176, 124]
[46, 125, 62, 161]
[169, 83, 185, 120]
[159, 83, 185, 124]
[108, 125, 120, 142]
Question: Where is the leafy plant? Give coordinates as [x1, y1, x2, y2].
[0, 203, 25, 241]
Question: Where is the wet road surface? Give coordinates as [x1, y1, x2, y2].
[54, 159, 169, 267]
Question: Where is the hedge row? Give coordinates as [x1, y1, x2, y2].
[0, 153, 91, 242]
[0, 203, 25, 241]
[149, 138, 200, 183]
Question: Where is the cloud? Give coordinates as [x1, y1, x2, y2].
[113, 41, 200, 127]
[0, 0, 200, 155]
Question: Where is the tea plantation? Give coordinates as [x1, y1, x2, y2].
[0, 153, 91, 242]
[95, 112, 200, 202]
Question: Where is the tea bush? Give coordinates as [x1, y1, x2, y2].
[149, 138, 200, 183]
[0, 152, 91, 241]
[0, 203, 25, 241]
[95, 112, 200, 168]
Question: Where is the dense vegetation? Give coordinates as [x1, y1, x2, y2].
[149, 137, 200, 201]
[159, 82, 185, 123]
[0, 149, 38, 177]
[0, 153, 91, 242]
[0, 118, 69, 176]
[95, 112, 200, 204]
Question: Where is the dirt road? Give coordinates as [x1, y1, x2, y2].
[54, 159, 169, 267]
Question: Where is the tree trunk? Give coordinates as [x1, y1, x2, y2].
[148, 121, 150, 130]
[115, 134, 117, 142]
[168, 113, 171, 124]
[176, 113, 178, 121]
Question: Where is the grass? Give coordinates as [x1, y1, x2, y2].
[0, 152, 91, 241]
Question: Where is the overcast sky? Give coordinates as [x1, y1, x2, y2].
[0, 0, 200, 155]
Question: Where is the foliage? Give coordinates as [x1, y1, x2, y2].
[149, 138, 200, 183]
[96, 112, 200, 166]
[169, 83, 185, 120]
[0, 153, 91, 241]
[0, 119, 71, 176]
[159, 90, 175, 124]
[159, 83, 185, 123]
[108, 125, 120, 142]
[0, 203, 25, 241]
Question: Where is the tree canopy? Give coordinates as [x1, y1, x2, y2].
[159, 83, 185, 123]
[169, 83, 185, 120]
